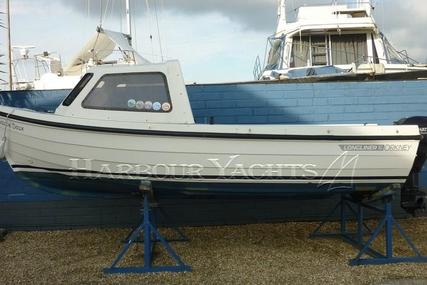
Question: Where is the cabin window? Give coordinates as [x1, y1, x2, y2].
[62, 73, 94, 106]
[330, 34, 368, 65]
[82, 72, 172, 113]
[291, 36, 310, 67]
[266, 38, 285, 70]
[290, 34, 368, 67]
[291, 35, 329, 67]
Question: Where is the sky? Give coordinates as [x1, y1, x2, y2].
[1, 0, 427, 86]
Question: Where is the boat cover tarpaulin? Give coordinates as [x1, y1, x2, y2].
[64, 28, 149, 76]
[0, 89, 69, 112]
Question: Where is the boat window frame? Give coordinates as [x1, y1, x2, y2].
[81, 72, 173, 113]
[62, 73, 94, 107]
[291, 33, 369, 67]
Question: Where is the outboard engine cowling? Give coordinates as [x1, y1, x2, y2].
[395, 117, 427, 215]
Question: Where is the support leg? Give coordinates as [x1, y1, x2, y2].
[349, 195, 427, 266]
[385, 200, 393, 259]
[310, 195, 346, 238]
[104, 193, 191, 274]
[143, 195, 152, 268]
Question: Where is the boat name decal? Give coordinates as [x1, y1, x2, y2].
[339, 144, 411, 152]
[67, 153, 361, 183]
[0, 119, 24, 132]
[68, 156, 320, 179]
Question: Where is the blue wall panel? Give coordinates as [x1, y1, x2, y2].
[188, 80, 427, 126]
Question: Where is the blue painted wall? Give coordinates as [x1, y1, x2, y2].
[188, 80, 427, 125]
[1, 79, 427, 204]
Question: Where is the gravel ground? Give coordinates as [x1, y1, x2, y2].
[2, 218, 427, 285]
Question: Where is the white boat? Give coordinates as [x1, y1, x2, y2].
[257, 0, 427, 80]
[0, 61, 422, 195]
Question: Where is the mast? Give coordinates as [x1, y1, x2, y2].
[6, 0, 12, 90]
[125, 0, 132, 46]
[276, 0, 286, 35]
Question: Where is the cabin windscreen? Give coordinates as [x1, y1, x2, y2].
[62, 73, 94, 106]
[291, 36, 310, 67]
[291, 34, 368, 67]
[82, 73, 172, 113]
[265, 37, 285, 70]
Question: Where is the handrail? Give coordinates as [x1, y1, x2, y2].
[396, 50, 418, 65]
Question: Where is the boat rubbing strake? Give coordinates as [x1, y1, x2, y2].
[0, 61, 423, 195]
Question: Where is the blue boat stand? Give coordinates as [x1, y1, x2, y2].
[104, 182, 192, 274]
[105, 183, 427, 273]
[310, 188, 427, 266]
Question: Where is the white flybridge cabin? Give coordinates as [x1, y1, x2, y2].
[258, 0, 427, 80]
[0, 61, 424, 197]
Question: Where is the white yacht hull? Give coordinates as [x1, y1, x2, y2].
[0, 107, 421, 195]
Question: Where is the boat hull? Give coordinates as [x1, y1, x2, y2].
[0, 107, 420, 196]
[1, 80, 427, 199]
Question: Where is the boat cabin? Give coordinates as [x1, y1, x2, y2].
[55, 61, 195, 124]
[259, 0, 426, 80]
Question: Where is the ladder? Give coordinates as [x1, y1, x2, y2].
[311, 42, 328, 66]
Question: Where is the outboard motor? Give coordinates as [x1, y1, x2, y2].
[395, 117, 427, 215]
